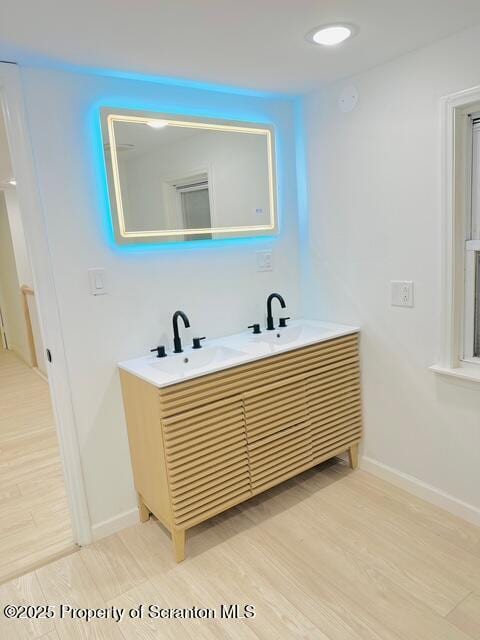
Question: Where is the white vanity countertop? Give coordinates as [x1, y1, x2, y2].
[118, 319, 360, 389]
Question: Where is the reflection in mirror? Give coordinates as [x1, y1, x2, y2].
[101, 110, 277, 244]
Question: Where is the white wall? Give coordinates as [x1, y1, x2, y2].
[3, 188, 33, 286]
[1, 186, 46, 373]
[302, 23, 480, 517]
[0, 109, 13, 184]
[19, 67, 301, 531]
[0, 190, 30, 362]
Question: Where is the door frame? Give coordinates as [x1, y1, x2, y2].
[0, 62, 92, 545]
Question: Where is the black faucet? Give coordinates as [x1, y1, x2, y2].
[266, 293, 286, 330]
[172, 310, 190, 353]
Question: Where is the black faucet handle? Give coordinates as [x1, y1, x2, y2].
[279, 317, 291, 328]
[192, 337, 206, 349]
[248, 324, 262, 334]
[150, 345, 167, 358]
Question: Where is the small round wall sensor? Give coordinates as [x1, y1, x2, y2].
[338, 85, 359, 113]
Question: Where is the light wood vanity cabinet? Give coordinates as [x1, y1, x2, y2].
[120, 332, 362, 561]
[162, 396, 251, 530]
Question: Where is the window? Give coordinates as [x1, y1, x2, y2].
[162, 171, 214, 241]
[175, 175, 212, 241]
[475, 253, 480, 356]
[464, 118, 480, 362]
[431, 87, 480, 381]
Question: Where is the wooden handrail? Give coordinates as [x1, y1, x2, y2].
[20, 284, 37, 368]
[20, 285, 34, 296]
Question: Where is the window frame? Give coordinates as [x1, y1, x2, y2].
[462, 119, 480, 365]
[431, 87, 480, 382]
[463, 242, 479, 363]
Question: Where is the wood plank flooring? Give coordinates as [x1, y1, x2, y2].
[0, 349, 75, 584]
[1, 458, 479, 639]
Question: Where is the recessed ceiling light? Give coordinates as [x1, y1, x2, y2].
[147, 119, 169, 129]
[308, 24, 355, 47]
[8, 179, 16, 186]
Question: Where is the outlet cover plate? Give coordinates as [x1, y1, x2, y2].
[88, 268, 107, 296]
[391, 281, 414, 307]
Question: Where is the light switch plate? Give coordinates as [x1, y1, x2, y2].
[88, 268, 107, 296]
[391, 281, 414, 307]
[256, 250, 273, 272]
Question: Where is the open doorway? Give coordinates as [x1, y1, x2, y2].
[0, 104, 76, 583]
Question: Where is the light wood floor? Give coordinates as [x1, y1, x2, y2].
[0, 349, 75, 584]
[1, 458, 479, 639]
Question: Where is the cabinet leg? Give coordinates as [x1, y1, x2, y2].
[138, 496, 150, 523]
[348, 443, 359, 470]
[172, 528, 185, 563]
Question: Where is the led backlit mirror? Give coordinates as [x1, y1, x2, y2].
[101, 109, 278, 244]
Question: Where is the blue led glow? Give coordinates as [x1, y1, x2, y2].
[91, 66, 282, 100]
[87, 79, 291, 252]
[39, 59, 284, 100]
[294, 96, 309, 246]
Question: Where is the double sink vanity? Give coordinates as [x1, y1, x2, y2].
[119, 295, 362, 561]
[101, 108, 363, 561]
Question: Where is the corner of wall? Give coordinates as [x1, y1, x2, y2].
[90, 507, 140, 542]
[293, 96, 312, 319]
[361, 456, 480, 527]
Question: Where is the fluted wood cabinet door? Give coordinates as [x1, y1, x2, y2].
[244, 378, 313, 494]
[162, 395, 251, 529]
[306, 338, 362, 463]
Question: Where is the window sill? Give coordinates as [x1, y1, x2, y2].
[429, 363, 480, 383]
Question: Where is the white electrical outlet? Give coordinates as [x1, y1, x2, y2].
[256, 250, 273, 272]
[391, 281, 414, 307]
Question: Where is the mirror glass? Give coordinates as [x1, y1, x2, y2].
[101, 110, 277, 244]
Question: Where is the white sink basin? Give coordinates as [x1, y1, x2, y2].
[149, 346, 246, 376]
[118, 319, 359, 388]
[253, 323, 329, 348]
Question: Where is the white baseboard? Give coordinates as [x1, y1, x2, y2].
[361, 456, 480, 527]
[91, 507, 139, 542]
[90, 460, 480, 541]
[32, 366, 48, 382]
[11, 345, 31, 366]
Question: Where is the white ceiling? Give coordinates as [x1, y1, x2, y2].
[112, 121, 202, 157]
[1, 0, 480, 93]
